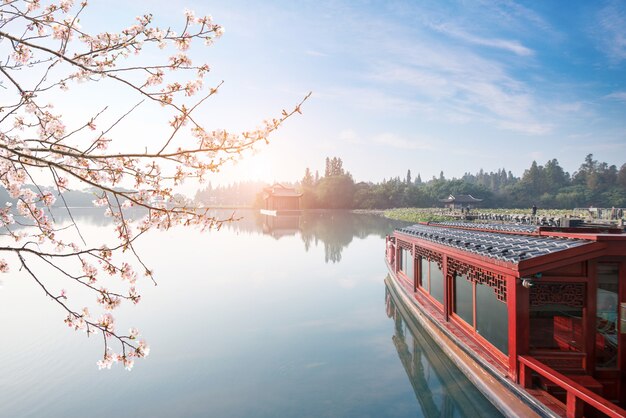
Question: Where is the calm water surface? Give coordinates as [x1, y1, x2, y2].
[0, 210, 502, 417]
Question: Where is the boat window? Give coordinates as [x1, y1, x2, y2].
[596, 263, 619, 369]
[429, 260, 444, 304]
[454, 274, 473, 326]
[529, 282, 585, 353]
[419, 257, 427, 290]
[400, 249, 414, 281]
[476, 282, 508, 355]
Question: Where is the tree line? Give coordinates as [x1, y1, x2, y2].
[298, 154, 626, 209]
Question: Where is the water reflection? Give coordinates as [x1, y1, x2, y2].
[33, 208, 401, 265]
[258, 211, 402, 263]
[261, 214, 301, 239]
[1, 208, 507, 417]
[385, 280, 503, 417]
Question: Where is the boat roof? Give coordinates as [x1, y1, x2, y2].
[395, 223, 593, 264]
[430, 221, 539, 234]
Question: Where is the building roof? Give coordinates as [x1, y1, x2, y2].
[263, 183, 303, 198]
[396, 223, 592, 264]
[439, 194, 483, 203]
[430, 221, 539, 234]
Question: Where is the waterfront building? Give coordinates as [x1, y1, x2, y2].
[439, 194, 483, 209]
[261, 183, 302, 215]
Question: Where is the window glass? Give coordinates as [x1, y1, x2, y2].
[401, 249, 414, 280]
[429, 260, 444, 304]
[596, 263, 619, 368]
[476, 283, 508, 355]
[530, 303, 583, 352]
[529, 283, 586, 353]
[419, 257, 427, 289]
[454, 275, 473, 326]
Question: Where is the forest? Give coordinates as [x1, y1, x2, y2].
[295, 154, 626, 209]
[193, 154, 626, 209]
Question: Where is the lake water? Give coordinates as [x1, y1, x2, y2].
[0, 210, 502, 417]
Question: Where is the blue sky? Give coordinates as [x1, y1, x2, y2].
[86, 0, 626, 185]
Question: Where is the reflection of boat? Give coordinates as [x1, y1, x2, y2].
[385, 281, 504, 417]
[386, 221, 626, 417]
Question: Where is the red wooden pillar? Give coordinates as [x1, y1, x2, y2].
[585, 261, 596, 374]
[443, 254, 449, 321]
[395, 245, 401, 274]
[507, 274, 519, 381]
[617, 261, 626, 403]
[519, 361, 532, 388]
[515, 275, 530, 384]
[566, 392, 584, 418]
[412, 244, 418, 292]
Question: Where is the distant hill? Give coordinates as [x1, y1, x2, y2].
[0, 186, 136, 208]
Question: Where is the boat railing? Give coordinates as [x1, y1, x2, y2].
[518, 355, 626, 418]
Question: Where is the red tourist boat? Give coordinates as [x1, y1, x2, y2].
[385, 221, 626, 418]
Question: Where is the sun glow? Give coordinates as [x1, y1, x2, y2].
[224, 152, 279, 183]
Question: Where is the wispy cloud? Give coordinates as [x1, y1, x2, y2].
[605, 91, 626, 102]
[429, 23, 534, 56]
[305, 50, 328, 57]
[498, 121, 552, 135]
[367, 38, 552, 134]
[321, 86, 427, 114]
[595, 0, 626, 63]
[477, 0, 554, 34]
[373, 133, 435, 150]
[338, 129, 361, 144]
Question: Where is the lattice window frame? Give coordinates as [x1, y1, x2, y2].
[396, 239, 412, 253]
[530, 283, 585, 309]
[413, 245, 443, 269]
[448, 257, 507, 303]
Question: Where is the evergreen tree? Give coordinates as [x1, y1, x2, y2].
[302, 168, 314, 187]
[331, 157, 344, 176]
[573, 154, 597, 187]
[406, 169, 412, 184]
[618, 164, 626, 188]
[543, 159, 568, 193]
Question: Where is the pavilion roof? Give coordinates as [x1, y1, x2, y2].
[263, 183, 303, 198]
[395, 223, 592, 264]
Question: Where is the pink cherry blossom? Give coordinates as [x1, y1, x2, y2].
[0, 0, 308, 370]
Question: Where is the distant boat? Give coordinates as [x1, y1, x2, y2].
[385, 221, 626, 417]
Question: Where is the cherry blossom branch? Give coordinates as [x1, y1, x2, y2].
[0, 0, 309, 370]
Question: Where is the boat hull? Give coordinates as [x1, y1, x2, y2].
[385, 261, 556, 418]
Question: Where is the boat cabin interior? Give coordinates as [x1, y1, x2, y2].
[386, 221, 626, 417]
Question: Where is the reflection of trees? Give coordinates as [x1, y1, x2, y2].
[4, 207, 137, 232]
[298, 211, 403, 263]
[385, 281, 502, 417]
[5, 207, 383, 272]
[218, 209, 405, 263]
[36, 209, 406, 264]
